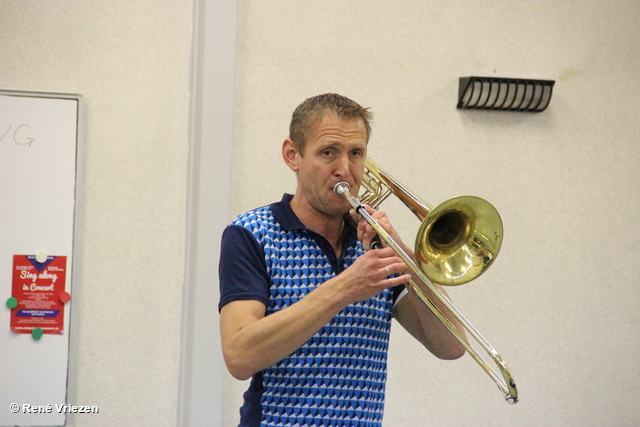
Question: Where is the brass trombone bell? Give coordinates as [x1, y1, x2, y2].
[416, 195, 502, 286]
[361, 158, 503, 286]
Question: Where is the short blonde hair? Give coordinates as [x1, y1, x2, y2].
[289, 93, 372, 155]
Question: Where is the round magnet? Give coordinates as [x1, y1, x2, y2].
[59, 291, 71, 304]
[6, 297, 18, 309]
[36, 251, 47, 263]
[32, 327, 44, 340]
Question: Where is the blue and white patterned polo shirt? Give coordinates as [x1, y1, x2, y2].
[219, 194, 402, 427]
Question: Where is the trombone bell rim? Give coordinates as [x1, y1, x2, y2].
[415, 195, 503, 286]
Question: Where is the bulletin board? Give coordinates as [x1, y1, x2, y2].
[0, 90, 83, 426]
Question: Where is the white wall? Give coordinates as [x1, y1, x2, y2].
[1, 1, 193, 425]
[226, 1, 640, 426]
[2, 1, 638, 426]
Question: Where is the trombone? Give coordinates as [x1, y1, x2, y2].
[333, 157, 518, 404]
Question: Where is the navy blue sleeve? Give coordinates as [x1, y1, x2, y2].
[218, 224, 271, 312]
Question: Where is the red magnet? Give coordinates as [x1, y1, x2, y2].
[59, 292, 71, 304]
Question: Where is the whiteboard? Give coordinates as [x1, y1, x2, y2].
[0, 90, 82, 426]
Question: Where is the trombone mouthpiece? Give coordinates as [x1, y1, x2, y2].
[333, 182, 350, 198]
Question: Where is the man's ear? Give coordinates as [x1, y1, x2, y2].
[282, 138, 300, 172]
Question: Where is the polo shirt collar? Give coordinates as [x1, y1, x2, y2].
[271, 194, 305, 231]
[271, 193, 358, 240]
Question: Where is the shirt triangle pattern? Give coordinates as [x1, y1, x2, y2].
[232, 206, 395, 427]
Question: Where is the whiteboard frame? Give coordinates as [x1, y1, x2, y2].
[0, 89, 84, 427]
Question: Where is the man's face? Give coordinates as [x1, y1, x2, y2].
[295, 113, 368, 217]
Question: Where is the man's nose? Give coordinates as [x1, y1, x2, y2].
[334, 154, 351, 177]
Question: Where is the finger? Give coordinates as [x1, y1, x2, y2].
[364, 204, 388, 222]
[365, 228, 378, 248]
[375, 247, 401, 259]
[384, 272, 412, 286]
[361, 222, 373, 238]
[356, 217, 368, 236]
[358, 221, 380, 250]
[381, 260, 408, 276]
[383, 265, 391, 278]
[349, 208, 361, 222]
[362, 204, 376, 215]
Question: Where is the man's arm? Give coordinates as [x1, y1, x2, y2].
[220, 289, 344, 381]
[219, 246, 411, 380]
[392, 283, 466, 360]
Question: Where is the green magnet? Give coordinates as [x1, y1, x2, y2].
[32, 328, 44, 340]
[6, 297, 18, 309]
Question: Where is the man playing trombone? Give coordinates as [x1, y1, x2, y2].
[218, 93, 466, 427]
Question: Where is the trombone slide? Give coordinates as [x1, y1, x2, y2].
[334, 181, 518, 404]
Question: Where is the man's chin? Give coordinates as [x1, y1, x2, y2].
[325, 186, 357, 215]
[324, 200, 351, 218]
